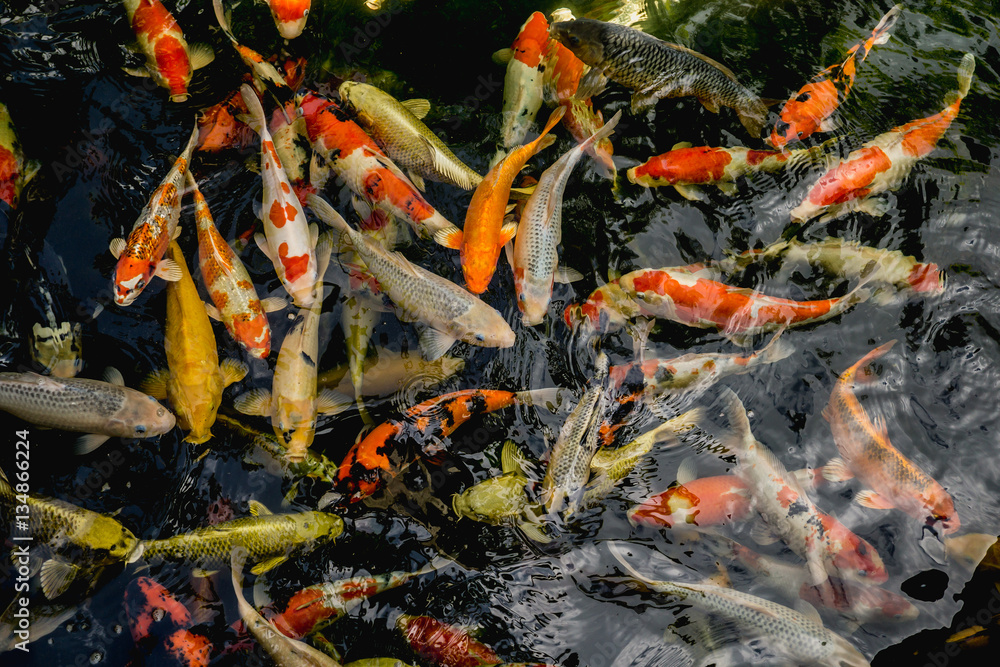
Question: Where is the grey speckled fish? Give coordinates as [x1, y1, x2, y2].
[339, 81, 482, 191]
[550, 19, 769, 137]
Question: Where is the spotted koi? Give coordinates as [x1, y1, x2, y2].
[563, 280, 650, 334]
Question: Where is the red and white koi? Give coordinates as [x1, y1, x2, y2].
[121, 0, 214, 103]
[110, 125, 199, 306]
[189, 172, 284, 359]
[791, 53, 975, 223]
[299, 91, 460, 243]
[266, 0, 310, 39]
[497, 12, 550, 148]
[213, 0, 292, 103]
[241, 84, 319, 308]
[0, 101, 40, 210]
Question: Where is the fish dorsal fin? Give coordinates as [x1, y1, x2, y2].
[103, 366, 125, 386]
[662, 42, 738, 81]
[401, 98, 430, 119]
[248, 499, 272, 516]
[795, 599, 824, 626]
[717, 387, 755, 453]
[750, 521, 779, 545]
[492, 48, 513, 65]
[501, 440, 527, 475]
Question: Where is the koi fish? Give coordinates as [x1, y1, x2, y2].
[822, 341, 960, 534]
[563, 280, 649, 333]
[309, 194, 515, 360]
[790, 53, 975, 223]
[619, 264, 870, 341]
[551, 19, 769, 137]
[335, 388, 555, 503]
[125, 578, 213, 666]
[396, 614, 501, 667]
[511, 111, 620, 325]
[496, 12, 550, 148]
[317, 351, 464, 402]
[267, 558, 448, 639]
[299, 91, 461, 243]
[609, 543, 871, 667]
[242, 84, 320, 308]
[266, 0, 311, 39]
[770, 5, 902, 149]
[338, 81, 482, 191]
[436, 105, 566, 294]
[723, 236, 944, 306]
[214, 0, 292, 104]
[110, 125, 199, 306]
[628, 473, 751, 529]
[626, 141, 827, 201]
[121, 0, 214, 102]
[234, 234, 349, 461]
[140, 241, 248, 444]
[0, 101, 40, 209]
[196, 90, 255, 152]
[190, 172, 285, 359]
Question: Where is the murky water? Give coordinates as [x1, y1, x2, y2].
[2, 0, 1000, 665]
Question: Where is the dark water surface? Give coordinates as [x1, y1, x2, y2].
[2, 0, 1000, 665]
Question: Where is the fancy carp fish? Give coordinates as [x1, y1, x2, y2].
[396, 614, 501, 667]
[140, 241, 247, 445]
[111, 125, 199, 307]
[317, 351, 465, 401]
[628, 473, 751, 529]
[310, 194, 514, 360]
[512, 111, 621, 325]
[338, 81, 482, 191]
[436, 105, 566, 294]
[266, 0, 311, 39]
[214, 0, 293, 105]
[121, 0, 214, 103]
[619, 264, 871, 341]
[770, 5, 902, 149]
[190, 172, 285, 359]
[791, 53, 975, 223]
[242, 85, 320, 308]
[0, 101, 40, 210]
[299, 91, 461, 243]
[822, 341, 960, 535]
[497, 12, 550, 148]
[0, 369, 174, 454]
[564, 280, 650, 334]
[551, 19, 769, 137]
[125, 577, 213, 666]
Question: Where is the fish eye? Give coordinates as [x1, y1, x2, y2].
[568, 35, 580, 46]
[136, 279, 145, 289]
[475, 333, 485, 342]
[518, 294, 526, 301]
[303, 9, 309, 16]
[135, 425, 146, 435]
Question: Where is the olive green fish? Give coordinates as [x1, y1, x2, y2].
[0, 369, 176, 454]
[138, 500, 343, 576]
[0, 468, 141, 598]
[550, 19, 769, 137]
[338, 82, 482, 191]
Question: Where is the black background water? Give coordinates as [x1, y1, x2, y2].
[2, 0, 1000, 664]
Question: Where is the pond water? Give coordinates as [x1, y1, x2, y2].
[2, 0, 1000, 665]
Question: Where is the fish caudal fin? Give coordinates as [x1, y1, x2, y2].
[715, 386, 755, 453]
[956, 53, 975, 100]
[866, 5, 903, 51]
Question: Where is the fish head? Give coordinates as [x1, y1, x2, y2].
[906, 262, 944, 294]
[128, 394, 177, 438]
[515, 273, 553, 326]
[88, 516, 141, 562]
[452, 474, 529, 523]
[549, 20, 606, 67]
[457, 306, 516, 348]
[113, 255, 159, 306]
[31, 321, 83, 378]
[928, 491, 961, 535]
[269, 0, 310, 39]
[291, 511, 344, 543]
[336, 81, 363, 110]
[945, 533, 997, 570]
[160, 629, 212, 665]
[619, 270, 674, 318]
[827, 521, 888, 584]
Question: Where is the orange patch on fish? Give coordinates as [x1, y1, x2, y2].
[278, 242, 309, 282]
[807, 145, 891, 206]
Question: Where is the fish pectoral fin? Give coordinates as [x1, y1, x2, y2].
[630, 91, 659, 114]
[576, 68, 608, 100]
[500, 440, 528, 475]
[433, 226, 463, 250]
[122, 66, 151, 78]
[192, 568, 220, 578]
[805, 558, 828, 586]
[40, 559, 80, 599]
[254, 233, 276, 263]
[673, 183, 706, 201]
[750, 521, 780, 545]
[188, 43, 216, 70]
[221, 358, 249, 387]
[316, 388, 352, 415]
[696, 96, 720, 114]
[821, 456, 855, 483]
[251, 555, 288, 575]
[517, 520, 552, 544]
[233, 388, 273, 416]
[74, 433, 111, 455]
[818, 115, 840, 132]
[102, 366, 125, 386]
[855, 489, 895, 510]
[401, 98, 431, 119]
[248, 499, 273, 516]
[140, 369, 171, 400]
[154, 258, 183, 282]
[260, 296, 288, 313]
[554, 266, 584, 284]
[406, 169, 427, 191]
[171, 224, 182, 241]
[676, 456, 699, 485]
[418, 328, 458, 361]
[794, 598, 824, 625]
[671, 141, 694, 150]
[499, 220, 518, 245]
[716, 181, 738, 196]
[502, 240, 515, 269]
[856, 197, 890, 218]
[509, 185, 536, 196]
[109, 237, 126, 259]
[492, 47, 513, 65]
[204, 302, 222, 321]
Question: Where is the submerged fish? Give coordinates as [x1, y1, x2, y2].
[790, 53, 975, 223]
[338, 82, 482, 190]
[822, 341, 960, 535]
[214, 0, 293, 106]
[317, 351, 465, 402]
[0, 369, 175, 454]
[770, 5, 902, 149]
[139, 500, 343, 575]
[125, 577, 213, 666]
[396, 614, 501, 667]
[628, 473, 751, 529]
[0, 101, 40, 209]
[266, 0, 311, 39]
[563, 280, 649, 334]
[550, 19, 769, 136]
[498, 12, 550, 148]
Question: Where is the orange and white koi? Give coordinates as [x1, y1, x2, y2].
[822, 341, 960, 535]
[234, 234, 349, 461]
[189, 172, 284, 359]
[770, 5, 902, 149]
[213, 0, 292, 103]
[0, 102, 40, 210]
[121, 0, 214, 103]
[396, 614, 501, 667]
[563, 280, 650, 333]
[241, 85, 319, 308]
[496, 12, 550, 148]
[512, 111, 620, 324]
[266, 0, 310, 39]
[627, 141, 827, 201]
[141, 241, 248, 445]
[299, 91, 460, 243]
[436, 105, 565, 294]
[110, 125, 198, 306]
[619, 264, 870, 340]
[791, 53, 975, 223]
[628, 473, 751, 529]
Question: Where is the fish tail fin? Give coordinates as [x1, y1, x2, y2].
[715, 386, 755, 453]
[239, 84, 266, 134]
[530, 105, 568, 154]
[752, 326, 795, 368]
[956, 53, 975, 100]
[180, 122, 201, 161]
[578, 110, 622, 153]
[212, 0, 237, 43]
[736, 97, 768, 139]
[864, 4, 903, 52]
